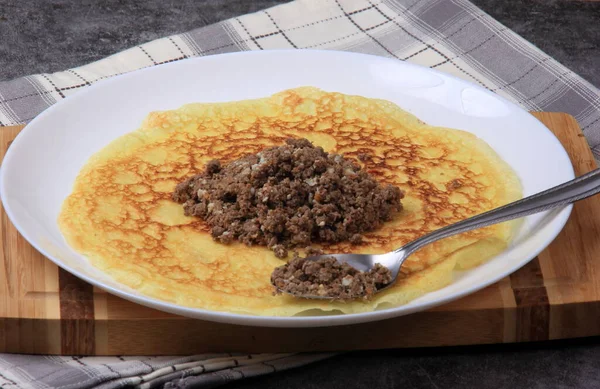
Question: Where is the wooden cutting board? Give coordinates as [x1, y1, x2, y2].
[1, 112, 599, 356]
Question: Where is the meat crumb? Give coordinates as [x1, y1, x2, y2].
[448, 179, 462, 189]
[172, 138, 404, 258]
[271, 256, 393, 300]
[357, 153, 370, 162]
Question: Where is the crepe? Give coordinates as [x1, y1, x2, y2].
[58, 87, 522, 315]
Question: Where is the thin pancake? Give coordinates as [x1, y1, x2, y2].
[58, 87, 522, 315]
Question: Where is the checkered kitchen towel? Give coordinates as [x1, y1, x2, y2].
[1, 0, 599, 388]
[2, 0, 599, 157]
[0, 353, 336, 389]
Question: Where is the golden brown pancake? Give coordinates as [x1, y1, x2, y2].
[58, 87, 522, 315]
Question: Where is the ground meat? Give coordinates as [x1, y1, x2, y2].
[304, 247, 325, 257]
[448, 179, 462, 189]
[357, 153, 370, 162]
[270, 255, 393, 300]
[172, 138, 404, 258]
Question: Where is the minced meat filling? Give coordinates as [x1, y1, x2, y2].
[271, 254, 393, 300]
[172, 138, 404, 259]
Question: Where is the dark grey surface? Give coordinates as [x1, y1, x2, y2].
[1, 1, 599, 388]
[0, 0, 291, 81]
[228, 339, 600, 389]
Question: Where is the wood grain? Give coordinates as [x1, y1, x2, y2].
[58, 270, 95, 355]
[0, 126, 61, 354]
[0, 112, 599, 355]
[509, 257, 550, 342]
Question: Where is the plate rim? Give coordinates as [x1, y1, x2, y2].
[0, 49, 575, 327]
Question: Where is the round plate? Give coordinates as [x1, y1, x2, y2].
[0, 50, 574, 327]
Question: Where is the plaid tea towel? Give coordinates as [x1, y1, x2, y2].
[1, 0, 599, 159]
[0, 353, 337, 389]
[0, 0, 599, 388]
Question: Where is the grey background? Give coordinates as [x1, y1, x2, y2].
[1, 0, 599, 388]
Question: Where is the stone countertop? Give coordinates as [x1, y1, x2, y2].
[1, 1, 599, 388]
[232, 339, 600, 389]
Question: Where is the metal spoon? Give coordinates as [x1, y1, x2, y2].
[274, 168, 600, 299]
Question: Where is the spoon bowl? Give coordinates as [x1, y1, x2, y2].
[274, 168, 600, 300]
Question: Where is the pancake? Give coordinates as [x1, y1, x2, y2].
[58, 87, 522, 316]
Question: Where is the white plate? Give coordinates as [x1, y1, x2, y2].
[0, 50, 574, 327]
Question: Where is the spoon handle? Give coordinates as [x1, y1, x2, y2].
[397, 168, 600, 256]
